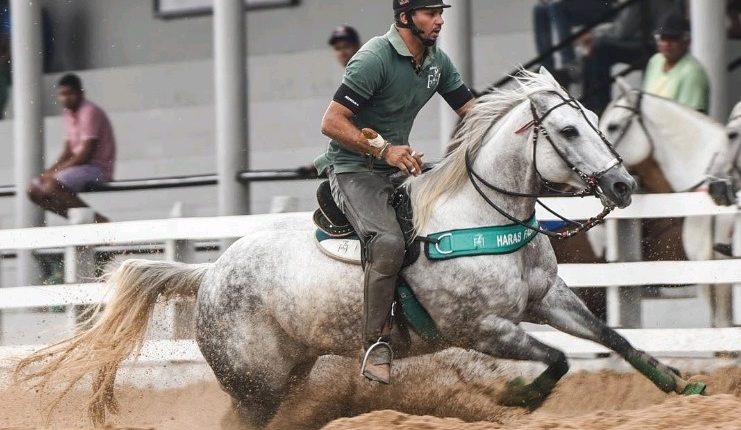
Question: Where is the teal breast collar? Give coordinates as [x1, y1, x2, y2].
[425, 215, 539, 260]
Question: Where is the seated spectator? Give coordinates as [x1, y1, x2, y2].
[328, 25, 361, 67]
[27, 74, 116, 223]
[533, 0, 615, 77]
[296, 25, 364, 179]
[581, 0, 682, 116]
[643, 11, 709, 112]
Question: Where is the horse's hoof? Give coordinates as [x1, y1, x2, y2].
[681, 382, 706, 395]
[497, 378, 548, 409]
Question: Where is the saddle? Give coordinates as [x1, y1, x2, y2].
[312, 179, 421, 267]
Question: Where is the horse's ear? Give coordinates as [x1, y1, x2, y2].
[538, 66, 555, 80]
[615, 77, 633, 98]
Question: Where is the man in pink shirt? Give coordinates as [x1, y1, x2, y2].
[27, 74, 116, 223]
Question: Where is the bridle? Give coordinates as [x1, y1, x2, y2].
[610, 90, 708, 192]
[725, 116, 741, 178]
[465, 91, 623, 239]
[609, 91, 656, 152]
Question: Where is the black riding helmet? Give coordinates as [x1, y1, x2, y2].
[393, 0, 451, 46]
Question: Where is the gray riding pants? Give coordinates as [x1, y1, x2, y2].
[328, 169, 406, 345]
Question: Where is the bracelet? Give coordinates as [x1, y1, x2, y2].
[376, 142, 391, 160]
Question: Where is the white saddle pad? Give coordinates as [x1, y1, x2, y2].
[315, 231, 362, 265]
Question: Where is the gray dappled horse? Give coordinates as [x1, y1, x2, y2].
[15, 70, 706, 429]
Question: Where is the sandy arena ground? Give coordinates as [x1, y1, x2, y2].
[1, 350, 739, 429]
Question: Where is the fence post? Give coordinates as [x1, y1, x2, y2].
[733, 211, 741, 326]
[604, 218, 642, 328]
[164, 202, 196, 339]
[711, 216, 734, 327]
[64, 208, 97, 331]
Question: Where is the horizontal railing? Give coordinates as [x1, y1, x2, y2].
[0, 168, 322, 197]
[0, 192, 733, 251]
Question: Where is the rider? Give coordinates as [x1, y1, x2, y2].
[315, 0, 476, 384]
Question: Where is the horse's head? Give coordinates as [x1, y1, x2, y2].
[528, 68, 636, 208]
[600, 79, 727, 194]
[599, 80, 651, 167]
[707, 102, 741, 206]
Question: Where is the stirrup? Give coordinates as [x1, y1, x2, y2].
[361, 338, 394, 383]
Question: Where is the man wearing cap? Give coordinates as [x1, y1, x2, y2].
[316, 0, 475, 384]
[329, 25, 362, 67]
[643, 11, 709, 113]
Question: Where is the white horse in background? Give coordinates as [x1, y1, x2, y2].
[596, 79, 729, 262]
[599, 81, 734, 327]
[14, 70, 707, 429]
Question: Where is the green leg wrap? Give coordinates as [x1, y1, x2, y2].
[681, 382, 706, 395]
[498, 374, 557, 408]
[627, 352, 676, 393]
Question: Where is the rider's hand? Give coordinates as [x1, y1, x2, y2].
[383, 145, 424, 176]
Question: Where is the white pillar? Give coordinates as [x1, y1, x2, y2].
[604, 218, 643, 328]
[438, 0, 472, 154]
[214, 0, 249, 218]
[690, 0, 728, 121]
[64, 208, 96, 331]
[11, 0, 44, 286]
[164, 202, 196, 339]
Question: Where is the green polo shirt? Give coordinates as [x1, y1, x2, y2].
[314, 24, 467, 174]
[643, 52, 710, 113]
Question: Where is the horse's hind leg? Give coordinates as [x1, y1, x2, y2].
[198, 312, 317, 429]
[525, 277, 706, 395]
[474, 315, 570, 408]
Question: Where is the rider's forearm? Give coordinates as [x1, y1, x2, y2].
[321, 110, 385, 159]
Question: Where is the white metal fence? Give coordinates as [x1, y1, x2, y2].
[0, 192, 740, 362]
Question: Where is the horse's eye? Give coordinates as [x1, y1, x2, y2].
[607, 123, 620, 133]
[560, 126, 579, 138]
[729, 131, 739, 141]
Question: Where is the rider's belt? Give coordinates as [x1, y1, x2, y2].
[425, 214, 539, 260]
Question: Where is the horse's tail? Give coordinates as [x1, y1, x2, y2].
[13, 259, 210, 426]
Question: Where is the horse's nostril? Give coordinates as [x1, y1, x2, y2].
[613, 181, 629, 197]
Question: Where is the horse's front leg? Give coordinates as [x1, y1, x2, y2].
[474, 315, 569, 408]
[524, 277, 706, 395]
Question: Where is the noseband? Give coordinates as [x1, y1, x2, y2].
[610, 91, 655, 151]
[465, 91, 622, 239]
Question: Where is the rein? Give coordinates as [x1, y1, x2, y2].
[465, 91, 620, 239]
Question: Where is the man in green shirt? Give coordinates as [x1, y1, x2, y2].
[643, 11, 710, 113]
[316, 0, 475, 384]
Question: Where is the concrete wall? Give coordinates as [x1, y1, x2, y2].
[0, 1, 735, 224]
[0, 2, 735, 226]
[0, 1, 541, 230]
[41, 0, 534, 75]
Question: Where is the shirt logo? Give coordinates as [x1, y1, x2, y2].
[399, 0, 410, 4]
[427, 66, 441, 89]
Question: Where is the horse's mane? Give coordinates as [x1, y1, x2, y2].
[406, 69, 562, 233]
